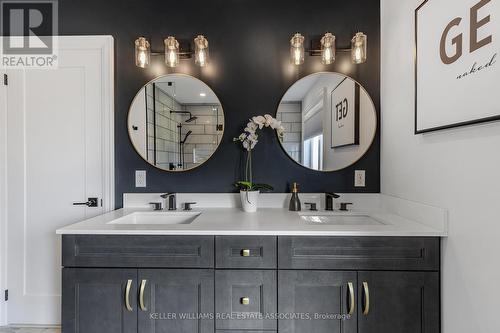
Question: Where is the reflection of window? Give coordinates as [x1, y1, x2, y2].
[303, 134, 323, 170]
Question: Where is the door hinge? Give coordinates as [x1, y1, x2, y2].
[4, 289, 8, 301]
[3, 74, 7, 86]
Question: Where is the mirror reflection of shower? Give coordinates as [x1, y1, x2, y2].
[127, 75, 224, 171]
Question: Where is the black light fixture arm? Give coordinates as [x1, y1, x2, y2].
[150, 50, 193, 58]
[306, 47, 352, 56]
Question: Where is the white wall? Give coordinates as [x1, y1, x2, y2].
[381, 1, 500, 332]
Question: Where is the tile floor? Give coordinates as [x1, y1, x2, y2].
[0, 328, 60, 333]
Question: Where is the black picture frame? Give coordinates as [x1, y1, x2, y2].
[414, 0, 500, 134]
[330, 78, 360, 148]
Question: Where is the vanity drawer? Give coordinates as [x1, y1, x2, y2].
[215, 270, 277, 330]
[217, 331, 275, 333]
[62, 235, 214, 268]
[278, 236, 439, 271]
[215, 236, 277, 269]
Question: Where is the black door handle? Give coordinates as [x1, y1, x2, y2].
[73, 198, 98, 207]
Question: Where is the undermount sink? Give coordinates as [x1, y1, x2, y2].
[108, 211, 201, 225]
[299, 212, 385, 226]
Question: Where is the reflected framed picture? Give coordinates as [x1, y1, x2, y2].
[330, 77, 360, 148]
[415, 0, 500, 134]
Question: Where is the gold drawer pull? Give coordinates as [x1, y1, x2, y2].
[362, 281, 370, 315]
[125, 279, 133, 312]
[241, 297, 250, 305]
[241, 249, 251, 257]
[139, 279, 147, 311]
[347, 282, 355, 315]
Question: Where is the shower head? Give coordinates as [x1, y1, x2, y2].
[185, 116, 198, 123]
[170, 110, 198, 123]
[181, 130, 192, 144]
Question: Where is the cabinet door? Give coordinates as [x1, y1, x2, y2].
[358, 271, 439, 333]
[138, 269, 214, 333]
[62, 268, 137, 333]
[278, 270, 357, 333]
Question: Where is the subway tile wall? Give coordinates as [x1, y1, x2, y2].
[146, 84, 224, 170]
[277, 102, 302, 163]
[181, 105, 224, 170]
[146, 84, 183, 170]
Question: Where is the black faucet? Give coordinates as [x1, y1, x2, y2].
[149, 202, 163, 211]
[160, 193, 177, 210]
[184, 202, 197, 211]
[325, 192, 340, 211]
[304, 202, 318, 211]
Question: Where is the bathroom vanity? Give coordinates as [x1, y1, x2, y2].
[57, 194, 446, 333]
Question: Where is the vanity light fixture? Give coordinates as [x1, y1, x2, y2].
[164, 36, 180, 67]
[134, 35, 210, 68]
[351, 32, 367, 64]
[290, 31, 368, 65]
[320, 32, 336, 65]
[135, 37, 150, 68]
[194, 35, 209, 67]
[290, 33, 305, 66]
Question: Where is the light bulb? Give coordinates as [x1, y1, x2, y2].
[168, 50, 177, 66]
[194, 35, 209, 67]
[294, 48, 302, 65]
[198, 49, 206, 66]
[134, 37, 150, 68]
[355, 48, 362, 62]
[290, 33, 305, 66]
[324, 48, 331, 60]
[320, 32, 336, 65]
[164, 36, 179, 68]
[351, 32, 367, 64]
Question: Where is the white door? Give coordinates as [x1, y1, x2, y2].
[3, 36, 114, 325]
[0, 68, 8, 327]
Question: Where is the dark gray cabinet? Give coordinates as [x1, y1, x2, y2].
[62, 268, 137, 333]
[138, 269, 214, 333]
[278, 270, 358, 333]
[61, 235, 440, 333]
[357, 271, 439, 333]
[63, 268, 214, 333]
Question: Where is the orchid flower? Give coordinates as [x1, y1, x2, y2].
[233, 114, 285, 190]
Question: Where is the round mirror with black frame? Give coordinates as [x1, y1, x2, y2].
[276, 72, 377, 172]
[128, 74, 224, 172]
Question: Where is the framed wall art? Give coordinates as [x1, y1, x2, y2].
[330, 77, 360, 148]
[415, 0, 500, 133]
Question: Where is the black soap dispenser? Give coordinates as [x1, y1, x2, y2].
[289, 182, 301, 211]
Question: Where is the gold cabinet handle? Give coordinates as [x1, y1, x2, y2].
[241, 249, 250, 257]
[347, 282, 355, 315]
[125, 279, 133, 312]
[139, 279, 147, 311]
[362, 281, 370, 315]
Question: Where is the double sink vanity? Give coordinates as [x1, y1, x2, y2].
[56, 69, 447, 333]
[57, 193, 446, 333]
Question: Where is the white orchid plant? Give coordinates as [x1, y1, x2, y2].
[233, 114, 285, 192]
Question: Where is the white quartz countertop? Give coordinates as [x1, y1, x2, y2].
[56, 207, 447, 237]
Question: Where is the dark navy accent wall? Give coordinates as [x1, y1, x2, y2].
[58, 0, 381, 207]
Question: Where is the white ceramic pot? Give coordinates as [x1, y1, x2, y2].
[240, 190, 260, 213]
